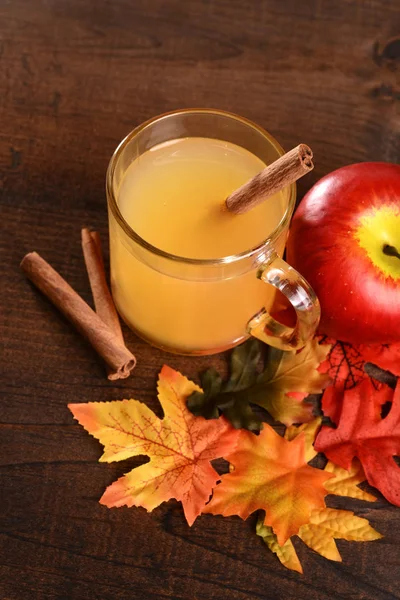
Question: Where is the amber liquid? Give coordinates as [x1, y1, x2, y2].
[110, 137, 287, 353]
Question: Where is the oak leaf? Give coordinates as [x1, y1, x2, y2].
[319, 337, 369, 392]
[319, 337, 398, 424]
[69, 366, 239, 525]
[188, 339, 330, 431]
[315, 378, 400, 506]
[319, 337, 374, 424]
[360, 342, 400, 377]
[203, 423, 332, 544]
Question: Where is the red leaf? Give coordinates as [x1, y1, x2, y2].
[319, 338, 369, 392]
[320, 387, 344, 426]
[360, 342, 400, 377]
[319, 337, 394, 424]
[315, 379, 400, 506]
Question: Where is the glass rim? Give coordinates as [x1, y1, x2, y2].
[106, 108, 297, 266]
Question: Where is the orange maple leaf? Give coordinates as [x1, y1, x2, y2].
[69, 365, 239, 525]
[203, 424, 333, 544]
[256, 420, 381, 573]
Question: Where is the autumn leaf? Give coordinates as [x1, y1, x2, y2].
[252, 341, 330, 424]
[257, 508, 381, 571]
[315, 378, 400, 506]
[284, 420, 377, 502]
[319, 337, 369, 391]
[319, 337, 398, 424]
[284, 418, 322, 462]
[324, 460, 377, 502]
[360, 342, 400, 377]
[188, 339, 330, 431]
[203, 423, 332, 544]
[255, 416, 380, 572]
[256, 436, 380, 573]
[299, 508, 382, 560]
[188, 339, 263, 431]
[255, 520, 303, 574]
[69, 366, 239, 525]
[319, 337, 373, 424]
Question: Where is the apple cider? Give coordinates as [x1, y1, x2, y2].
[109, 136, 287, 353]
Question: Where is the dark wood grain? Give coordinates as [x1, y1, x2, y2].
[1, 1, 399, 599]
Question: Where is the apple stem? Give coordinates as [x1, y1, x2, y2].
[383, 244, 400, 260]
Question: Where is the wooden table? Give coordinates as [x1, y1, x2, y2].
[1, 1, 399, 598]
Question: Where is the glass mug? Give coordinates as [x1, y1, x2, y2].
[106, 109, 320, 355]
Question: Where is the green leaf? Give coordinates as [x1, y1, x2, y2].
[187, 339, 330, 431]
[188, 368, 223, 419]
[224, 338, 262, 391]
[187, 339, 263, 431]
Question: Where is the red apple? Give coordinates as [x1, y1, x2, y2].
[286, 162, 400, 344]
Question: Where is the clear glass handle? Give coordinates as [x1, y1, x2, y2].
[247, 253, 320, 350]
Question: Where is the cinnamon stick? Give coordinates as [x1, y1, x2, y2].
[21, 252, 136, 380]
[81, 228, 124, 345]
[225, 144, 314, 215]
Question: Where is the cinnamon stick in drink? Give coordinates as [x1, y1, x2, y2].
[225, 144, 314, 215]
[21, 252, 136, 380]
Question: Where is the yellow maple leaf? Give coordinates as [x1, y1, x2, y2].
[257, 507, 382, 569]
[284, 417, 322, 462]
[298, 507, 382, 560]
[248, 340, 331, 426]
[204, 424, 332, 544]
[324, 460, 377, 502]
[69, 366, 239, 525]
[268, 339, 331, 394]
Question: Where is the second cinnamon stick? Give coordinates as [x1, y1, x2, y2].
[81, 228, 124, 344]
[21, 252, 136, 380]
